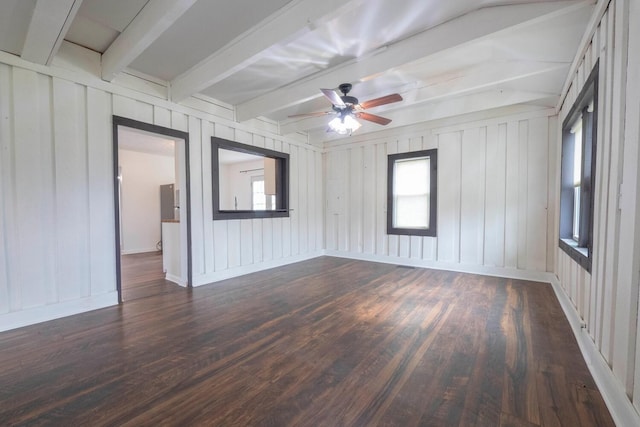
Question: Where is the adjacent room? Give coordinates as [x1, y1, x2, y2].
[0, 0, 639, 425]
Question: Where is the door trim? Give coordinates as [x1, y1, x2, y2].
[112, 115, 193, 302]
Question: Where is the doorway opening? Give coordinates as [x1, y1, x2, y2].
[112, 116, 192, 303]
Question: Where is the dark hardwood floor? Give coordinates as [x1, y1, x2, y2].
[120, 251, 174, 301]
[0, 257, 614, 426]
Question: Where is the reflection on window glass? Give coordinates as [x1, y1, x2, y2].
[572, 118, 582, 241]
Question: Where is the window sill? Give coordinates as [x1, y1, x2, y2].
[559, 238, 591, 272]
[387, 227, 436, 237]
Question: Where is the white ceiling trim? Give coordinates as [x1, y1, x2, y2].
[236, 0, 590, 122]
[169, 0, 359, 103]
[21, 0, 83, 65]
[101, 0, 198, 81]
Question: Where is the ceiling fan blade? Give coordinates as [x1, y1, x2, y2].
[287, 111, 332, 118]
[357, 112, 392, 126]
[321, 88, 346, 108]
[359, 93, 403, 110]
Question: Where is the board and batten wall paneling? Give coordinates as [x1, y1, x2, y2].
[0, 56, 323, 331]
[484, 123, 507, 267]
[324, 112, 552, 277]
[626, 0, 640, 410]
[174, 96, 323, 285]
[0, 65, 119, 332]
[437, 131, 462, 264]
[52, 77, 91, 301]
[554, 0, 640, 422]
[13, 68, 51, 309]
[86, 88, 116, 297]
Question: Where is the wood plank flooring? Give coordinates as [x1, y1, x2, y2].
[120, 251, 174, 301]
[0, 257, 614, 426]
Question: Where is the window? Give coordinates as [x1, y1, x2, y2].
[212, 137, 289, 220]
[251, 176, 275, 210]
[387, 149, 437, 236]
[559, 60, 598, 271]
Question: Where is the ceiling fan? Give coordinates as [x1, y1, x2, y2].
[289, 83, 402, 135]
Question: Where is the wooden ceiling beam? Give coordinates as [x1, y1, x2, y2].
[169, 0, 357, 103]
[237, 1, 590, 122]
[101, 0, 198, 82]
[21, 0, 83, 65]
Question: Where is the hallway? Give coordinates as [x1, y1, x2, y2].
[121, 251, 177, 301]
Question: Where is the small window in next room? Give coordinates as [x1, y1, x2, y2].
[251, 176, 275, 210]
[387, 149, 437, 236]
[559, 60, 598, 272]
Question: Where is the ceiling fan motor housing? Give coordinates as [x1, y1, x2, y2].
[338, 83, 358, 105]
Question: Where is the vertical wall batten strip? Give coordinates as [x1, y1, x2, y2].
[375, 143, 387, 256]
[289, 144, 299, 256]
[0, 64, 12, 313]
[504, 121, 520, 268]
[479, 127, 487, 266]
[201, 120, 215, 274]
[363, 144, 376, 254]
[281, 142, 292, 258]
[517, 120, 529, 270]
[386, 140, 398, 257]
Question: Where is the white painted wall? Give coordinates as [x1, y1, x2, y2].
[220, 159, 264, 210]
[2, 12, 639, 423]
[119, 149, 175, 254]
[324, 109, 555, 281]
[553, 0, 640, 424]
[0, 61, 117, 329]
[0, 41, 323, 331]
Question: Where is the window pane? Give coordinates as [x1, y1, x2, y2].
[387, 149, 437, 237]
[573, 119, 582, 186]
[394, 157, 429, 196]
[392, 156, 431, 229]
[252, 178, 266, 210]
[394, 195, 429, 228]
[573, 185, 580, 241]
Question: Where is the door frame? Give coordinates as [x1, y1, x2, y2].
[112, 115, 193, 302]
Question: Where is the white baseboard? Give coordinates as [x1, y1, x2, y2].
[0, 292, 119, 333]
[121, 248, 159, 255]
[549, 277, 640, 427]
[192, 252, 324, 286]
[323, 250, 557, 283]
[166, 273, 187, 287]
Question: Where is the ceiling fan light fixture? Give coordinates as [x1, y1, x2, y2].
[329, 114, 361, 135]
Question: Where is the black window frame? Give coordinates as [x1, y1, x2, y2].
[559, 60, 598, 272]
[387, 149, 438, 237]
[212, 137, 289, 220]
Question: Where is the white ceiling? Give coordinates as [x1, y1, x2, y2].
[0, 0, 595, 144]
[118, 126, 176, 158]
